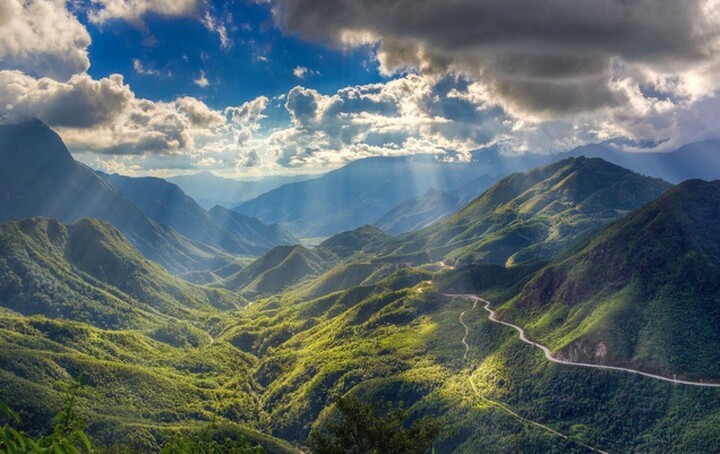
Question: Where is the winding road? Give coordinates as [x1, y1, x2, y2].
[446, 293, 720, 388]
[451, 293, 611, 453]
[458, 300, 477, 360]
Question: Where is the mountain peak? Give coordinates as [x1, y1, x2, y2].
[0, 117, 75, 170]
[511, 177, 720, 378]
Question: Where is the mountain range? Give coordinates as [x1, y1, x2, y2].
[381, 157, 672, 267]
[229, 142, 720, 238]
[2, 118, 720, 452]
[0, 119, 231, 274]
[0, 119, 297, 275]
[100, 172, 296, 256]
[168, 171, 317, 209]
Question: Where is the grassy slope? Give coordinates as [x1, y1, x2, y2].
[3, 250, 720, 452]
[223, 245, 328, 297]
[0, 312, 294, 453]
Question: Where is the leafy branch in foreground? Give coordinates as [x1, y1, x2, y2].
[1, 376, 92, 454]
[306, 396, 442, 454]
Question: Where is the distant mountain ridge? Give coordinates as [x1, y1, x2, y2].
[233, 156, 498, 237]
[373, 189, 461, 235]
[560, 140, 720, 183]
[168, 171, 317, 209]
[100, 172, 296, 256]
[208, 205, 297, 250]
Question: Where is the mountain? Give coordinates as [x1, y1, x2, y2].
[0, 217, 243, 329]
[223, 245, 328, 296]
[0, 119, 229, 274]
[317, 225, 390, 259]
[502, 179, 720, 379]
[655, 141, 720, 182]
[384, 157, 672, 267]
[168, 171, 317, 209]
[373, 189, 460, 235]
[562, 140, 720, 183]
[232, 155, 496, 237]
[100, 173, 294, 256]
[208, 205, 297, 249]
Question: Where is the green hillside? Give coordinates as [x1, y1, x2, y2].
[215, 266, 720, 452]
[500, 179, 720, 379]
[0, 217, 243, 329]
[317, 225, 390, 259]
[224, 245, 328, 296]
[385, 157, 671, 267]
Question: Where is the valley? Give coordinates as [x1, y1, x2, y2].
[1, 119, 720, 453]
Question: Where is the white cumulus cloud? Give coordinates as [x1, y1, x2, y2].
[0, 0, 90, 81]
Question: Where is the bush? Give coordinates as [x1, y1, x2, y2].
[306, 396, 442, 454]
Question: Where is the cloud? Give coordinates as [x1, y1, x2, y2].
[269, 0, 720, 119]
[293, 66, 319, 79]
[194, 70, 209, 87]
[226, 96, 269, 126]
[225, 96, 269, 144]
[132, 59, 160, 76]
[87, 0, 199, 26]
[0, 70, 267, 160]
[0, 0, 90, 81]
[0, 71, 132, 128]
[269, 75, 492, 167]
[201, 11, 233, 49]
[177, 96, 225, 127]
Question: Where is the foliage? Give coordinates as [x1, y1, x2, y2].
[306, 396, 442, 454]
[0, 377, 92, 454]
[160, 424, 265, 454]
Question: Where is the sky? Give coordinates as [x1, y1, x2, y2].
[2, 0, 720, 177]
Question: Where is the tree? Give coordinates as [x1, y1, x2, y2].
[306, 396, 442, 454]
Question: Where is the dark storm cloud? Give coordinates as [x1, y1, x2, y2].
[270, 0, 720, 115]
